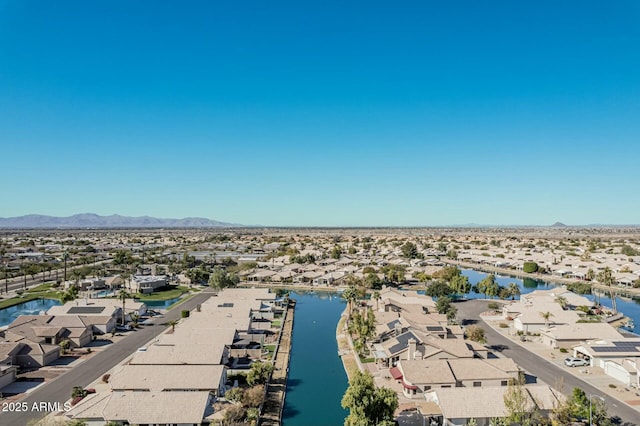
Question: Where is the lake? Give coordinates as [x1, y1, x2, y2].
[282, 291, 348, 426]
[460, 268, 640, 335]
[0, 298, 61, 327]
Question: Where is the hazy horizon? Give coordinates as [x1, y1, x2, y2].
[2, 1, 639, 226]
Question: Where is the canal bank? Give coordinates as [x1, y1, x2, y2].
[262, 298, 295, 426]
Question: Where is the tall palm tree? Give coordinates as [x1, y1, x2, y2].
[342, 285, 359, 316]
[118, 289, 130, 326]
[507, 283, 520, 300]
[372, 290, 381, 311]
[597, 267, 617, 313]
[168, 319, 178, 332]
[539, 311, 554, 328]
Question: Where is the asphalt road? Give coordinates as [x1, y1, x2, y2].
[1, 259, 113, 295]
[0, 288, 216, 426]
[455, 299, 640, 426]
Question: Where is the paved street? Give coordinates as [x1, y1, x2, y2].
[455, 299, 640, 425]
[0, 289, 216, 426]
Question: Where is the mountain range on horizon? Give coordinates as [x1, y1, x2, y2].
[0, 213, 241, 228]
[0, 214, 638, 229]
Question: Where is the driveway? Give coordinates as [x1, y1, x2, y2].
[455, 299, 640, 425]
[0, 289, 216, 426]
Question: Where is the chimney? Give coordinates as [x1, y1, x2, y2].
[408, 338, 416, 360]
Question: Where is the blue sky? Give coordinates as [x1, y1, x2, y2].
[1, 1, 639, 226]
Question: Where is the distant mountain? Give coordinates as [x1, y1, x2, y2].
[0, 213, 241, 228]
[550, 222, 567, 227]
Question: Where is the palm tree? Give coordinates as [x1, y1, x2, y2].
[168, 319, 178, 332]
[597, 267, 617, 313]
[539, 311, 554, 328]
[507, 283, 520, 300]
[342, 285, 359, 316]
[555, 296, 568, 310]
[372, 290, 381, 311]
[118, 289, 130, 326]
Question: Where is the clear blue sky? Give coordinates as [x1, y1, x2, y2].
[1, 1, 639, 226]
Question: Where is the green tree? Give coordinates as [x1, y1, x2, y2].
[247, 361, 274, 386]
[331, 246, 343, 259]
[433, 265, 461, 282]
[477, 274, 499, 299]
[348, 308, 376, 356]
[113, 249, 133, 266]
[365, 272, 382, 289]
[341, 371, 398, 426]
[381, 264, 406, 284]
[209, 267, 239, 290]
[523, 262, 538, 273]
[425, 281, 453, 298]
[400, 242, 420, 259]
[450, 275, 471, 295]
[435, 296, 457, 323]
[168, 319, 178, 332]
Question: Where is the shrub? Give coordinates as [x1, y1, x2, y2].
[559, 348, 568, 353]
[488, 302, 500, 310]
[181, 309, 190, 318]
[225, 387, 244, 403]
[609, 384, 617, 389]
[499, 323, 509, 328]
[243, 385, 265, 408]
[102, 374, 110, 383]
[523, 262, 538, 273]
[71, 386, 88, 399]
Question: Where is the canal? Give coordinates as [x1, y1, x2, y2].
[283, 291, 348, 426]
[460, 268, 640, 335]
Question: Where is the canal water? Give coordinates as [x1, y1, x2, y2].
[0, 298, 61, 327]
[142, 296, 182, 309]
[283, 291, 348, 426]
[460, 269, 640, 335]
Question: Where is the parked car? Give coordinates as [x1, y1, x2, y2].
[564, 357, 589, 367]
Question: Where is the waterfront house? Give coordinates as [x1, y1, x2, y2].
[65, 391, 214, 426]
[109, 364, 227, 395]
[395, 358, 520, 399]
[127, 275, 167, 294]
[539, 323, 624, 349]
[424, 384, 560, 426]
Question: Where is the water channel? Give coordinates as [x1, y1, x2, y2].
[282, 291, 348, 426]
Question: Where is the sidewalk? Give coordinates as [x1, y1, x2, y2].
[482, 316, 640, 412]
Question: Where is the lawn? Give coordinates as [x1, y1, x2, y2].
[26, 282, 56, 293]
[0, 291, 62, 309]
[135, 286, 191, 301]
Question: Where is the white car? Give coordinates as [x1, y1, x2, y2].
[564, 357, 589, 367]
